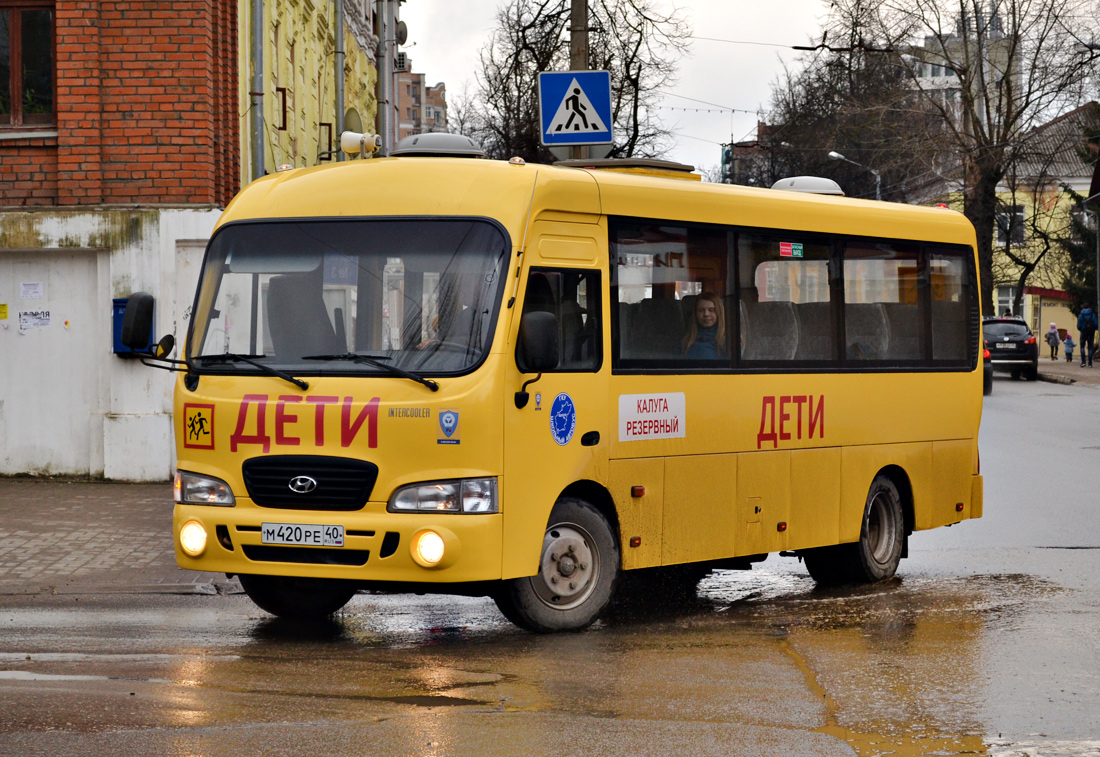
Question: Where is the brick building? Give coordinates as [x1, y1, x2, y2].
[395, 57, 447, 140]
[0, 1, 239, 479]
[1, 0, 239, 207]
[0, 1, 379, 480]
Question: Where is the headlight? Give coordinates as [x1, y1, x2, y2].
[174, 470, 236, 506]
[388, 478, 498, 513]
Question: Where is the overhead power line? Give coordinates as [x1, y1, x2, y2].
[654, 90, 758, 114]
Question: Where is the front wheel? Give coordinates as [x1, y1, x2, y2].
[238, 574, 358, 620]
[803, 474, 905, 585]
[494, 498, 620, 633]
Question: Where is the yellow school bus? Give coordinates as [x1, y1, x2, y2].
[126, 148, 983, 632]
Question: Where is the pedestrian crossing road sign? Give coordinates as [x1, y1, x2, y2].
[538, 70, 613, 146]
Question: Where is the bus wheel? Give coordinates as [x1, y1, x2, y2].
[494, 498, 620, 633]
[803, 475, 905, 585]
[238, 574, 358, 620]
[852, 476, 905, 581]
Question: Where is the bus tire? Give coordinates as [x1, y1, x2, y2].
[804, 475, 905, 585]
[238, 574, 358, 620]
[494, 497, 620, 633]
[851, 475, 905, 581]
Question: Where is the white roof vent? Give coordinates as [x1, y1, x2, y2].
[389, 132, 485, 158]
[770, 176, 845, 196]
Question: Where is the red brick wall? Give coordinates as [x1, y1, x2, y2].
[1, 1, 239, 208]
[0, 137, 60, 205]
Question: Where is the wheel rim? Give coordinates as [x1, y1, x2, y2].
[530, 522, 600, 611]
[865, 491, 899, 566]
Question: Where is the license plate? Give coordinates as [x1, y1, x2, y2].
[995, 343, 1014, 349]
[261, 522, 344, 547]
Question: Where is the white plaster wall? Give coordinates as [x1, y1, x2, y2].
[0, 206, 222, 480]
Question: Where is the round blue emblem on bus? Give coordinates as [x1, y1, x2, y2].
[549, 393, 577, 446]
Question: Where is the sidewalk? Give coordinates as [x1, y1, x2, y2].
[1037, 352, 1100, 387]
[0, 479, 236, 596]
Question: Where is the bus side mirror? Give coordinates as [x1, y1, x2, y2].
[517, 311, 559, 373]
[121, 292, 156, 350]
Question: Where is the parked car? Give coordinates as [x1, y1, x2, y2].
[983, 344, 993, 395]
[983, 317, 1038, 381]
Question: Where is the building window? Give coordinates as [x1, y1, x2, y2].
[0, 1, 54, 129]
[996, 205, 1025, 247]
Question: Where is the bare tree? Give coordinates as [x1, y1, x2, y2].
[746, 0, 946, 200]
[467, 0, 690, 162]
[760, 0, 1100, 314]
[873, 0, 1100, 315]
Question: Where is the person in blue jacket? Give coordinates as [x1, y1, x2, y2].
[683, 292, 726, 359]
[1078, 305, 1098, 367]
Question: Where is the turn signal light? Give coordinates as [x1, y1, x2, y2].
[777, 522, 788, 532]
[631, 486, 646, 498]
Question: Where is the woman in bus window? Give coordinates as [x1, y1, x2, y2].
[683, 292, 726, 359]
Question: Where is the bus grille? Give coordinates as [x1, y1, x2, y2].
[241, 455, 378, 510]
[242, 545, 370, 566]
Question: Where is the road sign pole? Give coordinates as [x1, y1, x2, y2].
[570, 0, 589, 160]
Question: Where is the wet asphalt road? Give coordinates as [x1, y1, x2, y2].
[2, 375, 1099, 756]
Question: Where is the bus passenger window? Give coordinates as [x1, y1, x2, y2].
[929, 252, 970, 361]
[610, 219, 730, 367]
[737, 233, 832, 362]
[842, 241, 923, 361]
[519, 269, 601, 372]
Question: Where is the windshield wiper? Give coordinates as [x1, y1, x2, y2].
[193, 353, 309, 390]
[302, 353, 439, 392]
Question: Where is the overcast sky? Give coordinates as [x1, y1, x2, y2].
[399, 0, 829, 173]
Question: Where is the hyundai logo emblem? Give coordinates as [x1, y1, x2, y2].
[288, 475, 318, 494]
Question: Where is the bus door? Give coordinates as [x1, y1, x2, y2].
[502, 264, 609, 579]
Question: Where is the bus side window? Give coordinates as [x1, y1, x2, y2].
[929, 251, 970, 361]
[519, 268, 601, 372]
[738, 233, 833, 363]
[610, 219, 731, 366]
[842, 241, 923, 362]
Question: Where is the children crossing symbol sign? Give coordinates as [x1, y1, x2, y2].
[538, 71, 613, 146]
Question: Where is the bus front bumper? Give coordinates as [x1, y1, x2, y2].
[173, 504, 504, 583]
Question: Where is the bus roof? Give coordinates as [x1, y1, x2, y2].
[219, 157, 977, 250]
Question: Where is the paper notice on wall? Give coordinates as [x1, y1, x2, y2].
[20, 282, 44, 299]
[18, 310, 50, 329]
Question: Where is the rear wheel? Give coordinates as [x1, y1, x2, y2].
[1024, 364, 1038, 381]
[983, 370, 993, 395]
[803, 474, 905, 585]
[494, 498, 619, 633]
[239, 574, 358, 620]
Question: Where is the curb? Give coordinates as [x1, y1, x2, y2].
[1038, 373, 1076, 385]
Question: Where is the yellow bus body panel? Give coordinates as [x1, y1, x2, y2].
[174, 157, 983, 586]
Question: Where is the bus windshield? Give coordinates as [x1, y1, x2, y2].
[188, 219, 510, 376]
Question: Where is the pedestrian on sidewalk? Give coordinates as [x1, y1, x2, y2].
[1064, 332, 1076, 364]
[1078, 305, 1098, 367]
[1045, 323, 1061, 360]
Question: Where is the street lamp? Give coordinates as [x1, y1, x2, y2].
[1081, 191, 1100, 314]
[828, 150, 882, 201]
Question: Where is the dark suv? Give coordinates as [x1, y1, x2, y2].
[983, 317, 1038, 381]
